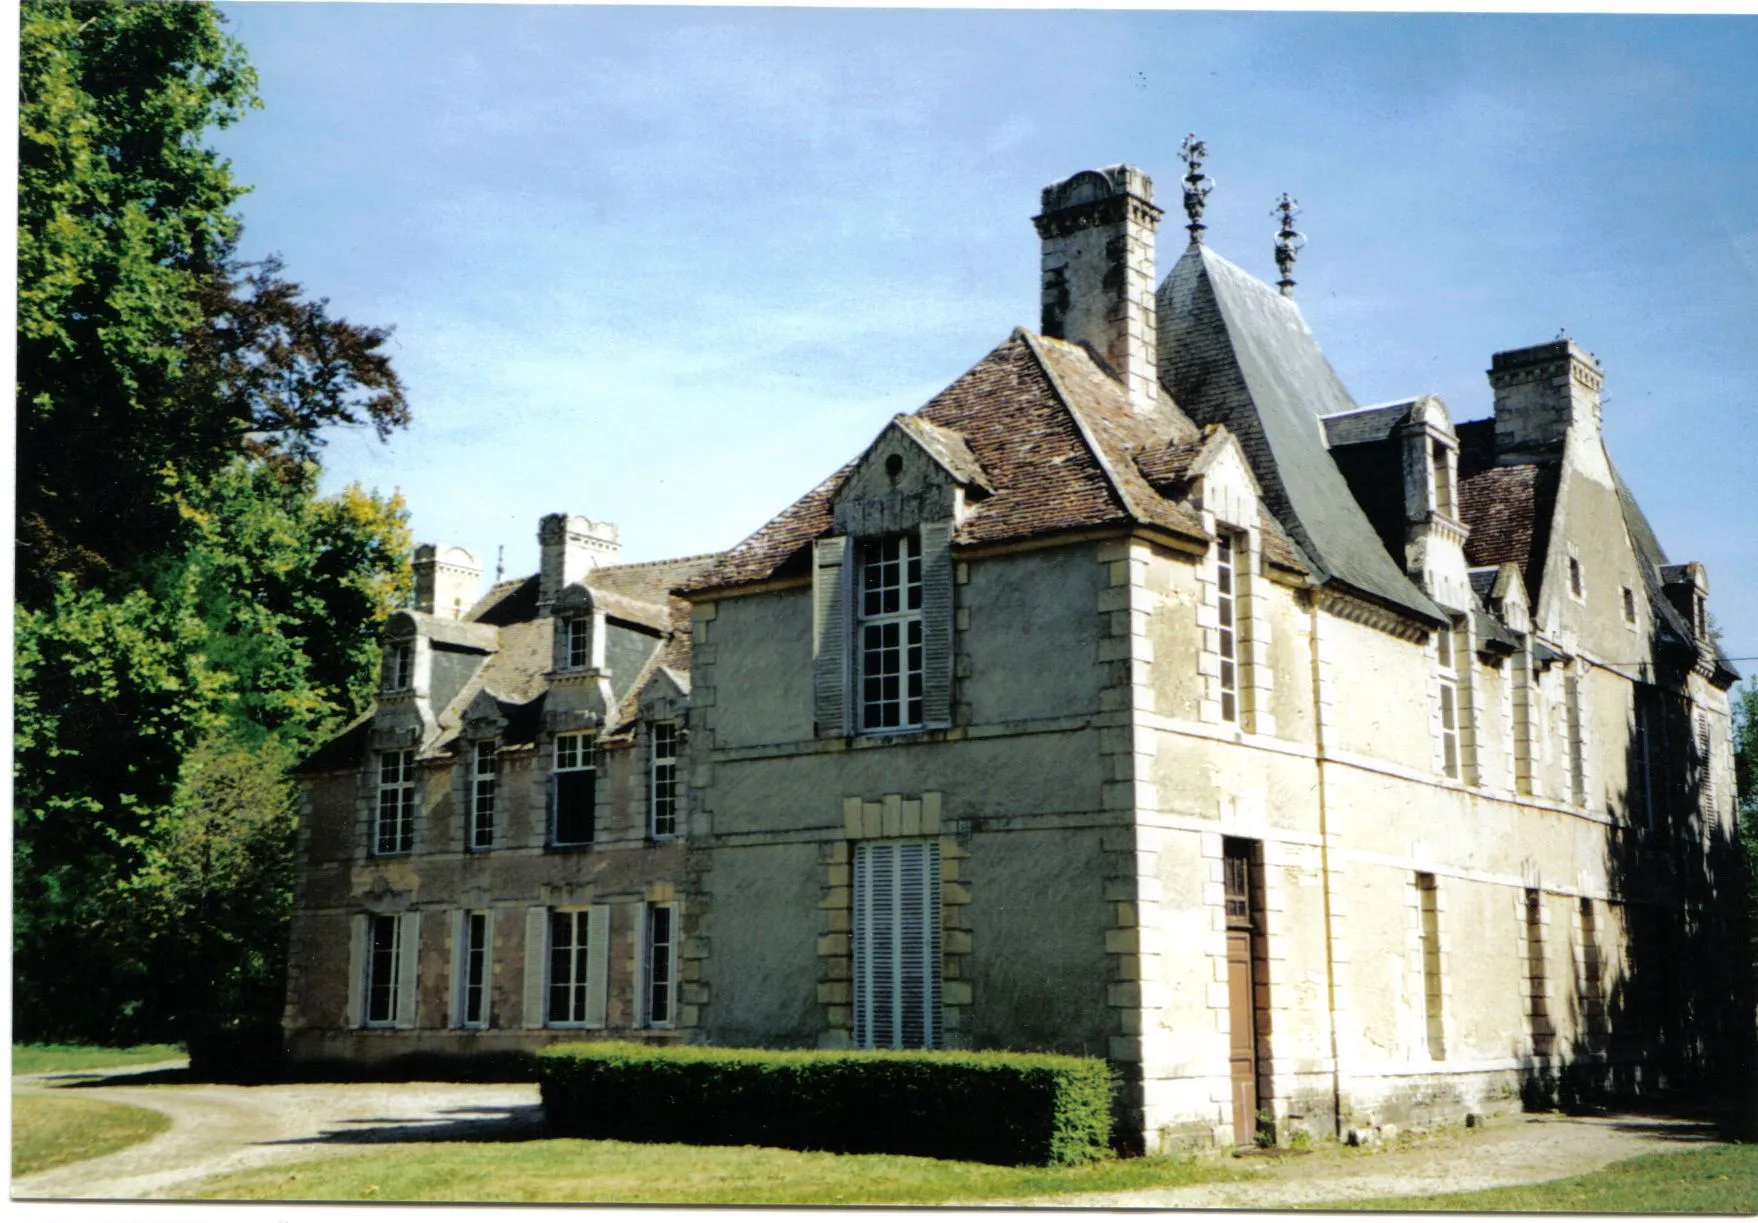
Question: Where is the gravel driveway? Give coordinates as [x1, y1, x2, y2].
[11, 1059, 1728, 1206]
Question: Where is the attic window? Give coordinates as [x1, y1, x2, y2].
[384, 641, 413, 692]
[885, 453, 904, 481]
[1567, 555, 1584, 601]
[1621, 586, 1637, 628]
[1431, 440, 1454, 518]
[563, 616, 591, 671]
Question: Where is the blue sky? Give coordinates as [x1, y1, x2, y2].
[211, 4, 1757, 663]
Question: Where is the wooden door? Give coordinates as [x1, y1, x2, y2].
[1226, 927, 1258, 1144]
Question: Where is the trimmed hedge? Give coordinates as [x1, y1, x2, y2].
[538, 1042, 1111, 1166]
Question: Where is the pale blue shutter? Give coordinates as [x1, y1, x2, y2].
[853, 841, 942, 1050]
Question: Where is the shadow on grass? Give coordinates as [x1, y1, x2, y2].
[261, 1104, 547, 1147]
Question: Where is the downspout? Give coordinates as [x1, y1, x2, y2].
[1308, 591, 1345, 1136]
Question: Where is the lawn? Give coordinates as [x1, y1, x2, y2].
[12, 1093, 174, 1177]
[193, 1136, 1256, 1205]
[12, 1043, 185, 1076]
[1305, 1144, 1758, 1213]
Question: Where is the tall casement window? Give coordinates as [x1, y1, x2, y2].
[649, 722, 679, 839]
[852, 841, 942, 1050]
[858, 534, 924, 732]
[469, 741, 497, 850]
[365, 913, 403, 1025]
[1634, 688, 1660, 830]
[1696, 711, 1716, 810]
[375, 750, 416, 855]
[383, 641, 413, 692]
[552, 731, 597, 846]
[456, 910, 489, 1028]
[1415, 874, 1445, 1058]
[1216, 533, 1241, 724]
[1524, 889, 1554, 1058]
[563, 616, 591, 671]
[548, 909, 594, 1026]
[644, 903, 677, 1027]
[1436, 624, 1460, 779]
[1565, 671, 1587, 806]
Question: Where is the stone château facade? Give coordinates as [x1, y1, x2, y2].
[284, 160, 1748, 1152]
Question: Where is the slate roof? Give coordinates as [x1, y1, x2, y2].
[1613, 464, 1738, 680]
[1455, 419, 1560, 603]
[682, 328, 1227, 596]
[1158, 243, 1442, 624]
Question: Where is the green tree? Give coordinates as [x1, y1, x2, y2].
[15, 0, 413, 1043]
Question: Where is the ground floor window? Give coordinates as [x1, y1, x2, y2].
[456, 910, 489, 1028]
[548, 909, 592, 1025]
[365, 913, 403, 1026]
[852, 840, 941, 1049]
[645, 902, 676, 1027]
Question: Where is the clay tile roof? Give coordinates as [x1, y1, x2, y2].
[1134, 439, 1207, 491]
[684, 329, 1214, 594]
[1455, 419, 1560, 602]
[893, 415, 993, 491]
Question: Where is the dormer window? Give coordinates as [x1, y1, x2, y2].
[1621, 586, 1637, 628]
[1431, 440, 1454, 518]
[1567, 554, 1584, 602]
[563, 616, 591, 671]
[858, 533, 924, 732]
[384, 641, 413, 692]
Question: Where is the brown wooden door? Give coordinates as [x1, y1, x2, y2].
[1226, 927, 1258, 1144]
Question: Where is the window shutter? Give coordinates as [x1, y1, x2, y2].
[852, 841, 942, 1051]
[523, 907, 549, 1029]
[918, 520, 955, 729]
[346, 914, 366, 1028]
[813, 536, 852, 737]
[450, 909, 466, 1027]
[395, 910, 422, 1029]
[585, 905, 611, 1028]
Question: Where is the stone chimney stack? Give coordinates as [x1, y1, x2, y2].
[1033, 165, 1164, 415]
[537, 513, 620, 616]
[412, 544, 481, 620]
[1488, 339, 1603, 463]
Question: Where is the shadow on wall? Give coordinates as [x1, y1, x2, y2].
[1516, 627, 1756, 1140]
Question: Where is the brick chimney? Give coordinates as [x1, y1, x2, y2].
[1033, 165, 1164, 415]
[537, 513, 620, 616]
[1488, 339, 1603, 463]
[412, 544, 481, 620]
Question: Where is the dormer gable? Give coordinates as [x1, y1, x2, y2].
[636, 666, 691, 726]
[831, 414, 989, 538]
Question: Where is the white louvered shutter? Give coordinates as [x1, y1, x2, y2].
[585, 905, 611, 1028]
[345, 914, 366, 1028]
[853, 841, 942, 1050]
[394, 910, 422, 1028]
[813, 536, 852, 737]
[918, 520, 955, 729]
[523, 907, 549, 1029]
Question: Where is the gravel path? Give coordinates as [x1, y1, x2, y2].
[1011, 1111, 1728, 1209]
[11, 1060, 1726, 1206]
[11, 1060, 541, 1201]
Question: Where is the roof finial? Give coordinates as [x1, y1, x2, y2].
[1272, 192, 1305, 297]
[495, 544, 505, 584]
[1179, 133, 1214, 245]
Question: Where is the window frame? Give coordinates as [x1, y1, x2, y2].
[643, 902, 678, 1029]
[456, 909, 490, 1029]
[551, 731, 598, 848]
[364, 913, 403, 1027]
[856, 533, 925, 734]
[649, 721, 679, 840]
[546, 907, 594, 1027]
[1215, 532, 1242, 725]
[562, 615, 592, 672]
[1415, 873, 1445, 1059]
[374, 749, 417, 856]
[469, 740, 497, 851]
[383, 641, 414, 693]
[1436, 622, 1460, 780]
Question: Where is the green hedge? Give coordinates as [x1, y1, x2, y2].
[538, 1042, 1111, 1166]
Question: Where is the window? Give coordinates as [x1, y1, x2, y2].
[1697, 711, 1715, 809]
[1436, 624, 1460, 779]
[384, 641, 413, 692]
[1622, 586, 1638, 628]
[1216, 534, 1241, 724]
[1634, 688, 1659, 830]
[1579, 898, 1607, 1050]
[547, 909, 593, 1025]
[1565, 671, 1586, 806]
[644, 903, 676, 1027]
[469, 741, 497, 850]
[1431, 441, 1454, 518]
[365, 914, 404, 1026]
[1416, 874, 1445, 1058]
[649, 722, 679, 839]
[563, 616, 591, 671]
[1524, 889, 1553, 1058]
[375, 750, 416, 855]
[1567, 554, 1583, 600]
[552, 731, 597, 846]
[858, 534, 924, 732]
[853, 841, 942, 1050]
[457, 910, 489, 1028]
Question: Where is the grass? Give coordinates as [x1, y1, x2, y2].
[193, 1136, 1255, 1205]
[12, 1042, 185, 1076]
[12, 1093, 174, 1177]
[1305, 1144, 1758, 1213]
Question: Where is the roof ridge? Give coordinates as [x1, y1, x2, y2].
[596, 550, 726, 573]
[1019, 330, 1144, 525]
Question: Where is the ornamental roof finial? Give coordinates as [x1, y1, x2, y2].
[1272, 192, 1305, 298]
[1179, 133, 1214, 245]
